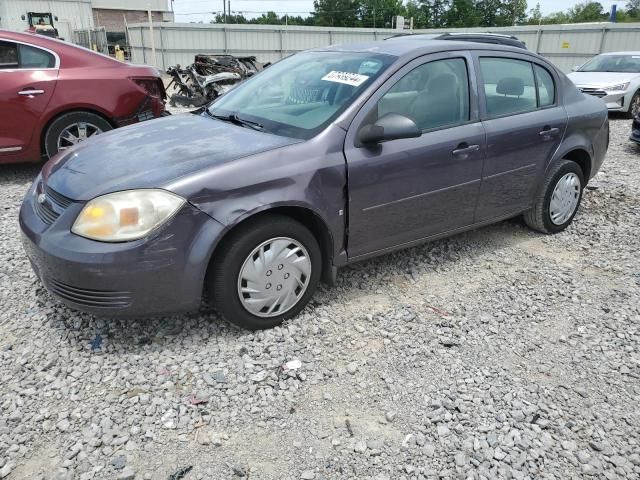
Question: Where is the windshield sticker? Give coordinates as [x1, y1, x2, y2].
[322, 71, 370, 86]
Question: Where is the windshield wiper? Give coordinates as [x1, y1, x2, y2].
[207, 111, 264, 131]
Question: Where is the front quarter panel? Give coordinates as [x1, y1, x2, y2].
[164, 124, 348, 264]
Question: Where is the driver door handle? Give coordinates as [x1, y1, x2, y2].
[539, 127, 560, 136]
[18, 89, 45, 96]
[452, 143, 480, 156]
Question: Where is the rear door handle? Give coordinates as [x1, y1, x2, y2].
[539, 127, 560, 136]
[18, 89, 45, 96]
[452, 143, 480, 156]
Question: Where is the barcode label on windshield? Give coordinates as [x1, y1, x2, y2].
[322, 71, 369, 86]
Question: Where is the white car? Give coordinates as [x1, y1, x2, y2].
[568, 51, 640, 118]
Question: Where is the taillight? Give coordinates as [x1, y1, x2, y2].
[130, 77, 164, 99]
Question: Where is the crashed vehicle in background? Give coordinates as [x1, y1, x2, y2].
[166, 54, 266, 107]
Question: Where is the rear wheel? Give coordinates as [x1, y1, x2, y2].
[524, 160, 584, 234]
[44, 111, 112, 158]
[208, 215, 322, 330]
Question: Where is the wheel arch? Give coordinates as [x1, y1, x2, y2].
[205, 205, 337, 286]
[562, 148, 592, 182]
[39, 108, 116, 156]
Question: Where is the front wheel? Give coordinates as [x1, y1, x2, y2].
[626, 91, 640, 119]
[524, 160, 584, 234]
[208, 215, 322, 330]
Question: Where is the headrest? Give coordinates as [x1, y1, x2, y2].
[427, 73, 457, 90]
[496, 77, 524, 96]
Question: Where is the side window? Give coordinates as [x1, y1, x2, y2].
[480, 57, 536, 117]
[535, 64, 555, 107]
[0, 41, 19, 69]
[374, 58, 470, 131]
[18, 44, 55, 69]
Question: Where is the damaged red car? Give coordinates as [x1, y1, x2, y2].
[0, 29, 166, 165]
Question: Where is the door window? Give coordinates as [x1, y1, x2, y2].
[18, 44, 55, 68]
[480, 57, 537, 117]
[373, 58, 470, 131]
[0, 41, 19, 69]
[534, 64, 555, 107]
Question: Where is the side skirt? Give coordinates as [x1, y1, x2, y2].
[344, 208, 529, 265]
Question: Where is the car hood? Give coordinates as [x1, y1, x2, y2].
[44, 113, 300, 201]
[567, 71, 640, 87]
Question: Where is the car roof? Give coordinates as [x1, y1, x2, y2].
[0, 28, 124, 67]
[316, 39, 532, 59]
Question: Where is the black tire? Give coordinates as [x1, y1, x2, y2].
[626, 91, 640, 119]
[208, 214, 322, 330]
[44, 111, 113, 158]
[524, 159, 585, 234]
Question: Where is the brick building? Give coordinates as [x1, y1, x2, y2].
[92, 0, 173, 34]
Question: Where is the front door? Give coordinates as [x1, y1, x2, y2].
[0, 39, 58, 162]
[344, 52, 486, 259]
[474, 54, 568, 221]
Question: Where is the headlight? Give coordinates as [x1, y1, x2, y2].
[603, 82, 630, 92]
[72, 189, 185, 242]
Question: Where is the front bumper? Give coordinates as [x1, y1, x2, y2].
[19, 180, 225, 317]
[577, 87, 629, 112]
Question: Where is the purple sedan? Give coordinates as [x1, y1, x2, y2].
[20, 39, 609, 329]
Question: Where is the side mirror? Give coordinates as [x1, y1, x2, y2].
[358, 113, 421, 145]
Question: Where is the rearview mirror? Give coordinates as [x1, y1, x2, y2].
[359, 113, 421, 145]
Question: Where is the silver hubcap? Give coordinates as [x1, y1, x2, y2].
[237, 237, 312, 318]
[550, 172, 581, 225]
[57, 122, 103, 151]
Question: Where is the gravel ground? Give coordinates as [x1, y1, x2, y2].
[1, 117, 639, 480]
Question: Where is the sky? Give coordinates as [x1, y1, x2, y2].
[171, 0, 626, 22]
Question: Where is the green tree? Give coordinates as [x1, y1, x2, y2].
[312, 0, 360, 26]
[212, 13, 249, 24]
[445, 0, 481, 27]
[252, 11, 282, 25]
[627, 0, 640, 17]
[359, 0, 405, 28]
[418, 0, 451, 27]
[475, 0, 501, 26]
[567, 1, 607, 22]
[527, 3, 542, 24]
[404, 0, 428, 28]
[496, 0, 528, 26]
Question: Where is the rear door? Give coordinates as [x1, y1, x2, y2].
[344, 51, 486, 259]
[473, 52, 568, 221]
[0, 39, 59, 162]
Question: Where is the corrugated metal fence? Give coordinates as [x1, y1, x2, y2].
[127, 22, 640, 73]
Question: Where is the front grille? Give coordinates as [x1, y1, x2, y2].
[46, 186, 73, 209]
[34, 199, 59, 224]
[579, 87, 607, 98]
[34, 183, 73, 225]
[47, 278, 132, 308]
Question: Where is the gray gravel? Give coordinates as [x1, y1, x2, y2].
[1, 117, 639, 480]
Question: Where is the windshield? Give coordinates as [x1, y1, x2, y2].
[208, 51, 395, 139]
[580, 54, 640, 73]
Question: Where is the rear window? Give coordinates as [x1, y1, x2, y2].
[0, 41, 55, 69]
[19, 44, 55, 68]
[0, 41, 19, 69]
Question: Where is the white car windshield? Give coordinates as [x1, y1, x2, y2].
[580, 54, 640, 73]
[207, 51, 394, 139]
